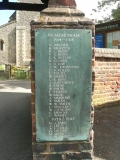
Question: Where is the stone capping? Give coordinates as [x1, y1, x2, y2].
[0, 21, 16, 28]
[30, 7, 94, 26]
[94, 48, 120, 58]
[40, 8, 85, 16]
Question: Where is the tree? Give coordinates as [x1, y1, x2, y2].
[112, 5, 120, 20]
[92, 0, 120, 23]
[97, 0, 119, 10]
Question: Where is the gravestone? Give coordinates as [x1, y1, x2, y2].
[31, 0, 95, 159]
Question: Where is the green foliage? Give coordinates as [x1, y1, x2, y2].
[0, 64, 5, 70]
[11, 65, 30, 79]
[112, 6, 120, 20]
[97, 0, 119, 10]
[92, 0, 120, 23]
[97, 20, 104, 24]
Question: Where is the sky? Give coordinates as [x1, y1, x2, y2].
[0, 0, 116, 26]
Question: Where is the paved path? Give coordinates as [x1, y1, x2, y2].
[0, 80, 120, 160]
[93, 105, 120, 160]
[0, 80, 32, 160]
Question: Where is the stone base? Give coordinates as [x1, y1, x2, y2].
[33, 141, 93, 160]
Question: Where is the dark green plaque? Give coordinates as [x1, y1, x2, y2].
[35, 29, 92, 142]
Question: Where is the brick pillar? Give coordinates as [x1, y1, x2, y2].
[31, 1, 95, 159]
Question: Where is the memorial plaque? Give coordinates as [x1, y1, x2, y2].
[35, 29, 92, 142]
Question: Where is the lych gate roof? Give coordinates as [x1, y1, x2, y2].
[0, 0, 48, 11]
[0, 0, 77, 11]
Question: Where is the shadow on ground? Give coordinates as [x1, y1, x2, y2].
[0, 80, 120, 160]
[0, 80, 30, 90]
[93, 105, 120, 160]
[0, 80, 32, 160]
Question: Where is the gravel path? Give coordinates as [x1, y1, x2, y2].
[93, 105, 120, 160]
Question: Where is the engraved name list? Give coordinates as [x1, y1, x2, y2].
[35, 29, 92, 142]
[48, 33, 80, 138]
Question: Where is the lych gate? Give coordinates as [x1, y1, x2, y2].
[0, 0, 95, 159]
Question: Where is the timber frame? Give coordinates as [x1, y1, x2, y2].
[0, 0, 48, 11]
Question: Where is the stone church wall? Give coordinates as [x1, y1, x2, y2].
[16, 0, 41, 66]
[0, 21, 16, 65]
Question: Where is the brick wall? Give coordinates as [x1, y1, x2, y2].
[93, 48, 120, 107]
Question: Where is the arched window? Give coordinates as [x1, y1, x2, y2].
[0, 39, 4, 51]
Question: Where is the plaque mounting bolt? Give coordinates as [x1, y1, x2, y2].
[36, 138, 40, 142]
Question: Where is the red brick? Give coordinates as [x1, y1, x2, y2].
[95, 78, 105, 82]
[104, 81, 112, 85]
[49, 0, 76, 7]
[32, 125, 36, 133]
[111, 62, 117, 66]
[31, 49, 35, 59]
[31, 30, 34, 37]
[31, 95, 35, 103]
[116, 81, 120, 85]
[92, 37, 95, 47]
[31, 104, 35, 114]
[32, 115, 36, 126]
[31, 83, 35, 93]
[110, 93, 118, 96]
[32, 135, 36, 143]
[115, 74, 120, 77]
[100, 82, 104, 86]
[106, 74, 112, 77]
[92, 72, 95, 81]
[110, 85, 117, 89]
[31, 71, 35, 81]
[111, 77, 118, 81]
[30, 61, 35, 71]
[92, 60, 95, 67]
[97, 62, 103, 66]
[117, 85, 120, 88]
[105, 89, 113, 93]
[33, 144, 46, 153]
[31, 38, 34, 46]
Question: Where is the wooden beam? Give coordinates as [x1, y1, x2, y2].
[0, 2, 48, 11]
[3, 0, 9, 2]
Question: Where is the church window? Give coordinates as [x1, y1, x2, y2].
[0, 39, 4, 51]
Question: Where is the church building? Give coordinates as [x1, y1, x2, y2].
[0, 0, 41, 67]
